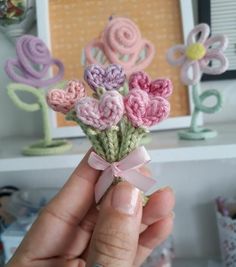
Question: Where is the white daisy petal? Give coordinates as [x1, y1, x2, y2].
[200, 52, 229, 75]
[187, 23, 210, 45]
[166, 44, 186, 66]
[204, 35, 229, 52]
[180, 60, 201, 85]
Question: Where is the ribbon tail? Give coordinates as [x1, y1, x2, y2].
[122, 169, 157, 193]
[95, 168, 113, 203]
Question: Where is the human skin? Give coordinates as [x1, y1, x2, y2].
[6, 150, 175, 267]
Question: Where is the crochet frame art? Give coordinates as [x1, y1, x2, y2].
[47, 64, 173, 203]
[36, 0, 195, 138]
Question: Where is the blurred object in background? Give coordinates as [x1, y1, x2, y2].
[0, 186, 18, 267]
[0, 186, 18, 233]
[142, 236, 174, 267]
[3, 188, 58, 219]
[1, 187, 58, 263]
[215, 197, 236, 267]
[0, 0, 36, 42]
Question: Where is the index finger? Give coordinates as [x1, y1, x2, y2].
[14, 149, 100, 260]
[45, 148, 100, 225]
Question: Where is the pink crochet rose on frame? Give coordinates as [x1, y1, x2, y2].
[166, 23, 229, 85]
[124, 89, 170, 127]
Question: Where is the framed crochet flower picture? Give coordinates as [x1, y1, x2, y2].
[36, 0, 199, 138]
[198, 0, 236, 81]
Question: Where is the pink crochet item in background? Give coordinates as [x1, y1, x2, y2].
[84, 17, 155, 76]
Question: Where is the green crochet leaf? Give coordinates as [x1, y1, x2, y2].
[7, 83, 42, 112]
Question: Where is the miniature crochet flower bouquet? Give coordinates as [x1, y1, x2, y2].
[47, 64, 173, 203]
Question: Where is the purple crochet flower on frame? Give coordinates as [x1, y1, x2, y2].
[166, 23, 229, 85]
[84, 64, 126, 91]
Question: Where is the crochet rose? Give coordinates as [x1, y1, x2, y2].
[124, 89, 170, 127]
[76, 90, 124, 130]
[47, 80, 86, 114]
[166, 23, 228, 85]
[129, 71, 173, 98]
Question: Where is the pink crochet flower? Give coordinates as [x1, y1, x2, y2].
[124, 89, 170, 127]
[76, 90, 124, 130]
[166, 23, 229, 85]
[129, 71, 173, 98]
[47, 80, 86, 114]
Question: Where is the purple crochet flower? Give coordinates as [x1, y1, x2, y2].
[5, 35, 64, 88]
[84, 64, 126, 91]
[166, 23, 229, 85]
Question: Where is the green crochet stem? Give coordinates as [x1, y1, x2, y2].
[7, 83, 71, 155]
[66, 111, 106, 159]
[66, 113, 145, 162]
[66, 112, 149, 205]
[118, 118, 147, 160]
[179, 83, 222, 140]
[8, 83, 51, 145]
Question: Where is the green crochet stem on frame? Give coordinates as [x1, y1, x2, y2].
[7, 83, 72, 156]
[178, 83, 223, 140]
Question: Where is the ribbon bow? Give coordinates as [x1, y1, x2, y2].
[88, 146, 156, 203]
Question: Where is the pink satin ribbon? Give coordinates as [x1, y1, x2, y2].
[88, 146, 156, 203]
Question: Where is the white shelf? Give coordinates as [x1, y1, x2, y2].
[0, 122, 236, 172]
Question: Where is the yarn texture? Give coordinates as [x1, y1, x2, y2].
[5, 34, 71, 155]
[124, 89, 170, 127]
[47, 64, 173, 201]
[84, 17, 155, 76]
[84, 64, 126, 91]
[166, 23, 228, 86]
[129, 71, 173, 98]
[5, 35, 64, 88]
[166, 23, 229, 140]
[47, 80, 86, 114]
[76, 90, 124, 130]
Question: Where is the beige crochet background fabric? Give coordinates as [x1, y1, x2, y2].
[48, 0, 190, 127]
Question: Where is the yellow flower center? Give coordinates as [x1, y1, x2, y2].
[186, 43, 206, 60]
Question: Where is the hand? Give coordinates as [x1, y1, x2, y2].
[7, 150, 175, 267]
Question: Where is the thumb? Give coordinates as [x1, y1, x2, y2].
[86, 181, 142, 267]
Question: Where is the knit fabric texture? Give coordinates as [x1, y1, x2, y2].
[5, 35, 64, 88]
[47, 64, 173, 165]
[84, 17, 155, 76]
[166, 23, 229, 139]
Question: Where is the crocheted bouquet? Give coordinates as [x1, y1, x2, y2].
[47, 64, 173, 203]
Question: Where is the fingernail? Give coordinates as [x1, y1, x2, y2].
[171, 211, 175, 219]
[111, 182, 139, 215]
[157, 186, 173, 193]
